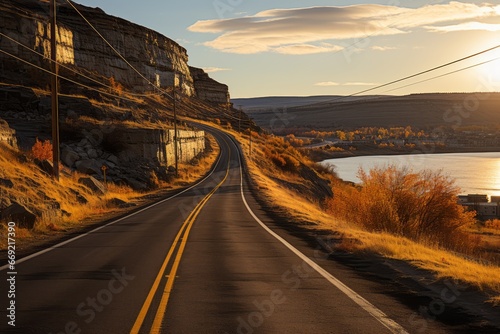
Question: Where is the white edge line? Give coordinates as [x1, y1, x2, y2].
[0, 146, 224, 272]
[232, 139, 409, 334]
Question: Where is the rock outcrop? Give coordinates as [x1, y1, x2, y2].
[1, 202, 37, 229]
[0, 0, 229, 103]
[190, 66, 230, 105]
[58, 126, 205, 188]
[0, 118, 17, 148]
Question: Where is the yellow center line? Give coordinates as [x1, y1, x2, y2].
[130, 139, 231, 334]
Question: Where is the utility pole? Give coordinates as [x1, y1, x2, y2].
[238, 105, 242, 133]
[50, 0, 60, 181]
[249, 128, 252, 159]
[173, 72, 178, 177]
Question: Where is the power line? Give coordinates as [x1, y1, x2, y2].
[64, 0, 173, 100]
[326, 43, 500, 103]
[383, 57, 500, 94]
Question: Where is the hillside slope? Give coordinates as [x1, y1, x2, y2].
[240, 93, 500, 130]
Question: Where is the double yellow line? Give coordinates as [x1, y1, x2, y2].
[130, 148, 230, 334]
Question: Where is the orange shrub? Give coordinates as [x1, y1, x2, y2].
[285, 134, 304, 147]
[31, 138, 53, 161]
[485, 219, 500, 230]
[327, 165, 479, 254]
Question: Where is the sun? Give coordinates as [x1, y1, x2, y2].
[477, 47, 500, 88]
[491, 57, 500, 82]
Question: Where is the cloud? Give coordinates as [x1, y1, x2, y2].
[371, 46, 396, 51]
[314, 81, 379, 87]
[343, 82, 379, 86]
[274, 43, 343, 55]
[315, 82, 340, 87]
[189, 2, 500, 54]
[425, 22, 500, 32]
[203, 67, 230, 73]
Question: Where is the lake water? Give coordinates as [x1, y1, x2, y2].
[321, 152, 500, 196]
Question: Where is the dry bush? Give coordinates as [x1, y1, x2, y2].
[285, 134, 304, 147]
[281, 154, 300, 172]
[485, 219, 500, 230]
[327, 165, 479, 254]
[149, 170, 160, 189]
[109, 76, 123, 96]
[31, 138, 53, 160]
[263, 146, 301, 173]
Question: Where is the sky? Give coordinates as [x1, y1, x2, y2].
[73, 1, 500, 98]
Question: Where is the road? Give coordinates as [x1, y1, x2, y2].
[0, 127, 479, 333]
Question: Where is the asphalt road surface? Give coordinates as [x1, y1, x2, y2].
[0, 126, 493, 333]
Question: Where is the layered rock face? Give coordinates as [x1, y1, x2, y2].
[0, 0, 229, 103]
[190, 66, 230, 105]
[0, 118, 17, 148]
[60, 127, 205, 188]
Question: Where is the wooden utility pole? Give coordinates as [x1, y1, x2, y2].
[50, 0, 60, 180]
[173, 72, 178, 177]
[249, 129, 252, 159]
[238, 105, 241, 133]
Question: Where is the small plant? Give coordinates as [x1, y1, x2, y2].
[109, 76, 123, 96]
[31, 138, 53, 160]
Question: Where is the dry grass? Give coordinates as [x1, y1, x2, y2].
[0, 134, 219, 250]
[0, 142, 142, 246]
[489, 296, 500, 307]
[198, 121, 500, 302]
[342, 228, 500, 294]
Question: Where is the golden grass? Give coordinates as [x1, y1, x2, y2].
[344, 229, 500, 292]
[489, 296, 500, 307]
[0, 134, 219, 250]
[195, 121, 500, 301]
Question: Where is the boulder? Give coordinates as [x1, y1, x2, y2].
[75, 159, 102, 176]
[78, 138, 88, 147]
[78, 176, 106, 195]
[1, 202, 37, 229]
[104, 161, 116, 169]
[0, 197, 11, 210]
[87, 148, 98, 159]
[123, 177, 147, 191]
[70, 189, 89, 204]
[35, 159, 54, 175]
[107, 154, 119, 165]
[0, 178, 14, 188]
[66, 109, 78, 120]
[107, 197, 135, 208]
[61, 147, 80, 167]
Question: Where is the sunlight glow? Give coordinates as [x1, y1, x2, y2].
[492, 159, 500, 197]
[477, 47, 500, 87]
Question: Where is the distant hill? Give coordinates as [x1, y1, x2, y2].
[231, 95, 383, 111]
[234, 93, 500, 130]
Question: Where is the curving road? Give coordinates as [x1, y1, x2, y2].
[0, 126, 476, 333]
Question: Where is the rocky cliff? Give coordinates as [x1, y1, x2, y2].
[0, 0, 229, 103]
[0, 118, 17, 148]
[190, 66, 230, 105]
